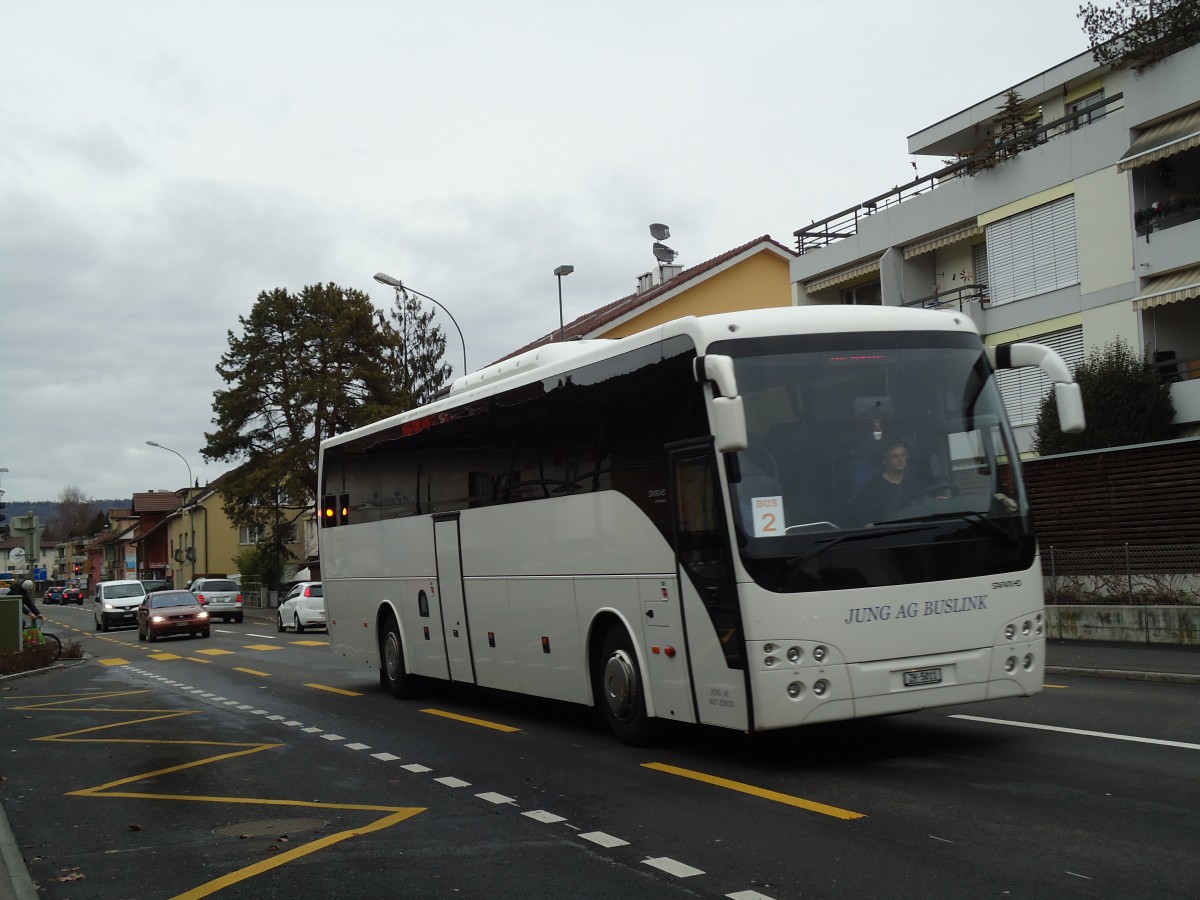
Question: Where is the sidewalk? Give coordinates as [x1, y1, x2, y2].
[2, 636, 1198, 899]
[1046, 638, 1200, 684]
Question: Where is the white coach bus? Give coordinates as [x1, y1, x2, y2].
[318, 306, 1083, 743]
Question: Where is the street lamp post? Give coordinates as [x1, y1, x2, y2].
[554, 265, 574, 342]
[373, 272, 468, 377]
[145, 441, 193, 493]
[146, 441, 195, 585]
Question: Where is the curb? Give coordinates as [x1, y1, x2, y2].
[0, 801, 38, 900]
[1045, 665, 1200, 685]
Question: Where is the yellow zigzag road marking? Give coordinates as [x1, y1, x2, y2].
[4, 688, 425, 900]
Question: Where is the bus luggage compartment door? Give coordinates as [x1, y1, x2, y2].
[434, 516, 476, 684]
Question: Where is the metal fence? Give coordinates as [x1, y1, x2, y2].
[1043, 544, 1200, 605]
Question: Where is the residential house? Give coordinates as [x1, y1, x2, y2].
[789, 30, 1200, 450]
[161, 470, 308, 589]
[129, 491, 183, 582]
[504, 235, 795, 359]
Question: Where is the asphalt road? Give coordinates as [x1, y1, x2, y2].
[3, 604, 1199, 899]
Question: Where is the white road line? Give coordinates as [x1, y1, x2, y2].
[301, 726, 323, 733]
[643, 857, 704, 878]
[951, 714, 1200, 750]
[282, 720, 303, 726]
[246, 633, 278, 640]
[435, 776, 471, 788]
[402, 763, 432, 773]
[344, 742, 371, 751]
[372, 752, 401, 762]
[251, 709, 269, 715]
[523, 810, 567, 824]
[267, 715, 285, 721]
[477, 792, 516, 805]
[727, 891, 778, 899]
[580, 832, 629, 849]
[321, 733, 345, 742]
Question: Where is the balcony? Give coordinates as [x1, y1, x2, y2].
[794, 94, 1123, 255]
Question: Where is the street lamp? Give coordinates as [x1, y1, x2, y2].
[373, 272, 468, 376]
[554, 265, 574, 342]
[146, 441, 193, 494]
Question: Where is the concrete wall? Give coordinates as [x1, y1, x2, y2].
[1047, 604, 1199, 645]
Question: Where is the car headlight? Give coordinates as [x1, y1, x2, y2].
[197, 611, 209, 619]
[151, 615, 165, 623]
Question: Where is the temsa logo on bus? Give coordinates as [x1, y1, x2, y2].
[991, 580, 1022, 589]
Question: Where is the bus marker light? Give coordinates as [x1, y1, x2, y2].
[787, 646, 801, 663]
[813, 679, 829, 697]
[542, 636, 551, 653]
[787, 682, 803, 698]
[813, 645, 827, 663]
[664, 646, 676, 658]
[1005, 624, 1016, 640]
[764, 656, 777, 667]
[1023, 654, 1034, 670]
[764, 643, 777, 654]
[488, 632, 496, 647]
[1022, 620, 1032, 635]
[1005, 656, 1017, 673]
[651, 646, 661, 654]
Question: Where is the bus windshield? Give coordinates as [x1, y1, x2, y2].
[713, 330, 1032, 590]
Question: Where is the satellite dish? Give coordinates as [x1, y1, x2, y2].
[652, 242, 678, 263]
[649, 223, 670, 240]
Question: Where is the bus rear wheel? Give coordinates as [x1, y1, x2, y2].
[596, 628, 656, 745]
[379, 614, 421, 699]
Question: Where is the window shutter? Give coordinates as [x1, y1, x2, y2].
[996, 325, 1083, 426]
[984, 196, 1079, 306]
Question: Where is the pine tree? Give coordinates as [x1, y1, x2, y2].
[375, 287, 454, 409]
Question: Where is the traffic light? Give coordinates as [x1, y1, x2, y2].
[74, 563, 82, 575]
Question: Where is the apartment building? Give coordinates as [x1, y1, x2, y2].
[790, 32, 1200, 450]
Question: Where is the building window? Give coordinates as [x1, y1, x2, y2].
[994, 326, 1084, 427]
[239, 524, 299, 545]
[840, 281, 882, 305]
[985, 196, 1079, 306]
[1068, 89, 1106, 128]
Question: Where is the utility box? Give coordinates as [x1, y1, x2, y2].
[0, 596, 19, 653]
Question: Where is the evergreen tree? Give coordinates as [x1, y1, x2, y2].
[203, 283, 410, 583]
[1078, 0, 1200, 72]
[1032, 338, 1176, 454]
[375, 287, 454, 409]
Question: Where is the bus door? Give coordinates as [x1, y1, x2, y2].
[433, 514, 476, 684]
[668, 440, 749, 731]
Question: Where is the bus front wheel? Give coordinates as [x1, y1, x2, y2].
[379, 614, 421, 699]
[596, 628, 655, 745]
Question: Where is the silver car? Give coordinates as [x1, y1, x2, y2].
[188, 577, 244, 623]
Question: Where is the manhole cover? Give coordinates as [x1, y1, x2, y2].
[213, 818, 326, 837]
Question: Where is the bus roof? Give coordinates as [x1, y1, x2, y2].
[323, 306, 979, 452]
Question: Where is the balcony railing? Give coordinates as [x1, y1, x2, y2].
[901, 283, 989, 312]
[795, 93, 1123, 255]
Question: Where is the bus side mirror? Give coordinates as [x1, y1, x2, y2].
[1055, 382, 1085, 434]
[696, 354, 748, 452]
[711, 397, 748, 453]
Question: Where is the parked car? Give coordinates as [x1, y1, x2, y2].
[276, 581, 325, 633]
[44, 586, 65, 605]
[188, 577, 244, 623]
[137, 590, 211, 642]
[94, 579, 148, 631]
[63, 585, 85, 604]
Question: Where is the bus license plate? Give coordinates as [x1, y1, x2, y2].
[903, 667, 942, 687]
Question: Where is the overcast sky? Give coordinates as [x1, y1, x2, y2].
[0, 0, 1090, 504]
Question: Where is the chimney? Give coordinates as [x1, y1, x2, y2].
[637, 272, 655, 294]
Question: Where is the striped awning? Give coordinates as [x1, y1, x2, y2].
[1133, 266, 1200, 311]
[805, 259, 881, 293]
[1117, 107, 1200, 172]
[903, 224, 983, 259]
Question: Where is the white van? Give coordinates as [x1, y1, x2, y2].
[94, 579, 148, 631]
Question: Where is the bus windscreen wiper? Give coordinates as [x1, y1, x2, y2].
[875, 510, 1020, 546]
[789, 523, 934, 566]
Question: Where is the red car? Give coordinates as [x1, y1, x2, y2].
[137, 590, 211, 642]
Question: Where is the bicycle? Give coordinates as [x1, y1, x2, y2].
[22, 616, 63, 663]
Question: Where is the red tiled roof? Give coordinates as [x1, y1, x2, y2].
[496, 235, 795, 363]
[131, 492, 183, 513]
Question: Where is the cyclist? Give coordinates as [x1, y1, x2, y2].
[14, 579, 43, 622]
